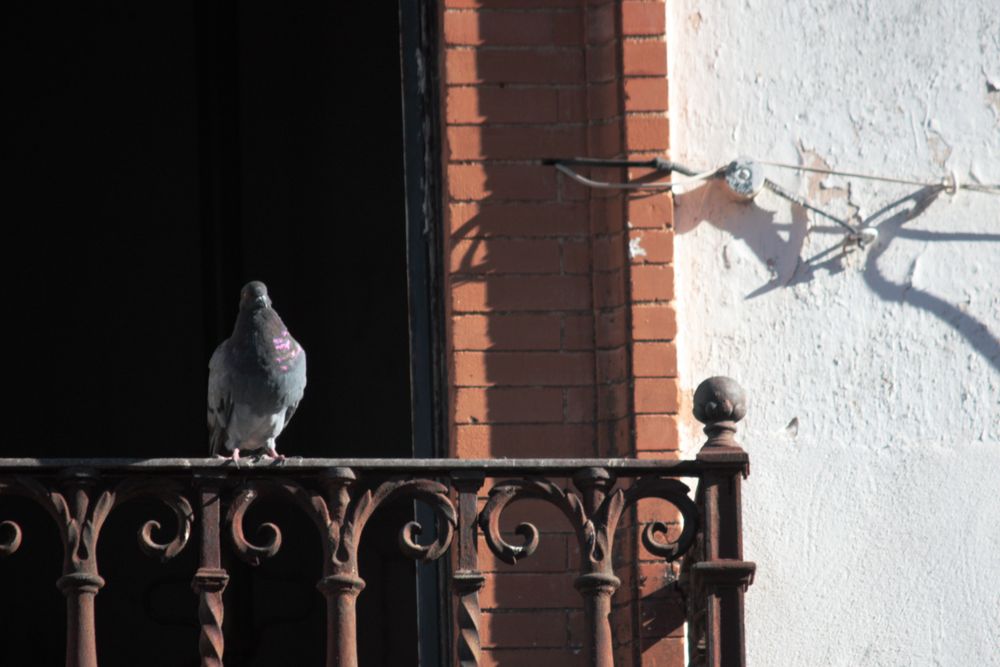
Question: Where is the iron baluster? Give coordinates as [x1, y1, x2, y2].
[690, 377, 756, 667]
[451, 471, 485, 667]
[0, 471, 192, 667]
[479, 470, 697, 667]
[227, 468, 457, 667]
[191, 473, 229, 667]
[0, 383, 755, 667]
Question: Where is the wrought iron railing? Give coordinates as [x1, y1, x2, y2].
[0, 377, 754, 667]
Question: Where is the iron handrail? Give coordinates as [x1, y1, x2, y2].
[1, 376, 754, 667]
[0, 457, 713, 475]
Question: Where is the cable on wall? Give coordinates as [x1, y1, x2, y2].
[544, 156, 1000, 196]
[544, 155, 998, 249]
[758, 160, 1000, 195]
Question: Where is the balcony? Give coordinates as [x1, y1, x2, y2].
[0, 378, 753, 667]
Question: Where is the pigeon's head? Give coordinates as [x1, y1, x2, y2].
[239, 281, 272, 311]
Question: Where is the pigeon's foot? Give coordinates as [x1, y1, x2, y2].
[230, 448, 242, 466]
[264, 446, 286, 463]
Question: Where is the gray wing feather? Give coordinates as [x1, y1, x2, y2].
[280, 345, 307, 428]
[207, 342, 233, 456]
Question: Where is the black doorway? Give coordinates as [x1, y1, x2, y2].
[1, 1, 440, 665]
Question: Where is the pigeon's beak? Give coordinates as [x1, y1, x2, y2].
[255, 296, 271, 309]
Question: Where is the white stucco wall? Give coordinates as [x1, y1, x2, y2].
[667, 1, 1000, 665]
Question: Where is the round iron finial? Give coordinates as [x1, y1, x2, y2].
[693, 376, 747, 425]
[693, 376, 747, 451]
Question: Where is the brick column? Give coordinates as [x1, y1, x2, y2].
[619, 6, 685, 664]
[441, 0, 679, 664]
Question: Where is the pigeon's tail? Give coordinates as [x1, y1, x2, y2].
[208, 407, 231, 457]
[209, 425, 225, 457]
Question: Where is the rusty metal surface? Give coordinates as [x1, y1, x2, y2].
[191, 474, 228, 667]
[685, 376, 757, 667]
[1, 378, 755, 667]
[227, 469, 457, 667]
[0, 473, 192, 667]
[451, 472, 485, 667]
[478, 469, 699, 667]
[0, 457, 713, 476]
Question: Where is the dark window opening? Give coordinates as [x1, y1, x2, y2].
[1, 1, 439, 664]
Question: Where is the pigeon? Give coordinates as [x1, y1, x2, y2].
[208, 281, 306, 463]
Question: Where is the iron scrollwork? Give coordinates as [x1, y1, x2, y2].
[0, 473, 193, 667]
[228, 474, 456, 570]
[0, 474, 193, 567]
[226, 470, 456, 667]
[479, 473, 698, 569]
[0, 406, 754, 667]
[478, 470, 698, 667]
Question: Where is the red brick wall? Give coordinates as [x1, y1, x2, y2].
[441, 1, 680, 664]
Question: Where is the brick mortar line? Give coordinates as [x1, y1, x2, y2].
[447, 121, 591, 129]
[451, 308, 595, 315]
[624, 150, 672, 157]
[453, 350, 605, 356]
[447, 77, 622, 89]
[445, 37, 622, 48]
[448, 199, 582, 206]
[627, 261, 674, 268]
[446, 45, 585, 53]
[622, 35, 667, 42]
[479, 611, 582, 618]
[583, 38, 624, 49]
[448, 199, 578, 205]
[444, 8, 581, 14]
[451, 273, 596, 279]
[596, 341, 675, 350]
[446, 118, 624, 129]
[624, 110, 670, 118]
[449, 158, 562, 165]
[591, 265, 673, 276]
[447, 82, 620, 90]
[573, 75, 626, 86]
[450, 237, 592, 242]
[450, 233, 592, 238]
[455, 419, 601, 425]
[451, 271, 591, 277]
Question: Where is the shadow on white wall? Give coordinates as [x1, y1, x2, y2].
[675, 181, 1000, 371]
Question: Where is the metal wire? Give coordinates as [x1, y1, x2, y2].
[759, 160, 1000, 195]
[553, 162, 722, 191]
[545, 155, 1000, 202]
[762, 179, 857, 232]
[542, 156, 702, 177]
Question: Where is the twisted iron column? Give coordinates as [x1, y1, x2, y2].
[480, 470, 696, 667]
[228, 467, 456, 667]
[191, 474, 229, 667]
[451, 472, 485, 667]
